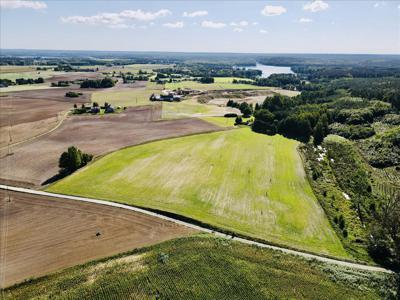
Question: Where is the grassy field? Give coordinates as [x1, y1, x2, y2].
[165, 77, 273, 91]
[0, 69, 64, 81]
[161, 99, 238, 119]
[91, 82, 163, 107]
[48, 128, 347, 257]
[4, 236, 394, 300]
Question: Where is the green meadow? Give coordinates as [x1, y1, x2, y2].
[48, 128, 347, 257]
[165, 77, 272, 91]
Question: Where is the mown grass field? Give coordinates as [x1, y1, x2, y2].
[4, 236, 394, 300]
[161, 99, 239, 119]
[48, 128, 347, 257]
[91, 82, 163, 107]
[165, 77, 272, 91]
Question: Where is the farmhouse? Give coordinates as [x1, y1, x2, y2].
[150, 90, 182, 102]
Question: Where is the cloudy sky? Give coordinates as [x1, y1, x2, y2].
[1, 0, 399, 54]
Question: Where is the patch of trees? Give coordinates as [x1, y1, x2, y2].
[199, 77, 214, 84]
[331, 78, 400, 110]
[58, 146, 93, 175]
[51, 81, 70, 87]
[329, 123, 375, 140]
[254, 74, 301, 90]
[226, 100, 253, 118]
[14, 77, 44, 85]
[122, 74, 148, 83]
[80, 77, 115, 88]
[358, 129, 400, 168]
[368, 193, 400, 271]
[252, 95, 329, 144]
[0, 79, 13, 87]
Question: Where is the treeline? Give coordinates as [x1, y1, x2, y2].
[80, 77, 115, 88]
[0, 77, 44, 87]
[154, 63, 262, 79]
[293, 65, 400, 80]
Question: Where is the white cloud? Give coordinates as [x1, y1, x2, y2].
[61, 9, 171, 26]
[119, 9, 171, 21]
[0, 0, 47, 10]
[108, 24, 129, 29]
[252, 22, 259, 26]
[183, 10, 208, 17]
[299, 18, 313, 23]
[233, 27, 243, 32]
[230, 20, 249, 27]
[261, 5, 287, 16]
[259, 29, 268, 34]
[303, 1, 329, 12]
[201, 20, 226, 29]
[163, 21, 184, 28]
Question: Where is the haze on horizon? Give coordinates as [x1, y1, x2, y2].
[1, 0, 400, 54]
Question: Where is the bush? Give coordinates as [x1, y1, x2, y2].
[65, 91, 79, 98]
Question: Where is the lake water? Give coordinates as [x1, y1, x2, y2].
[243, 63, 294, 78]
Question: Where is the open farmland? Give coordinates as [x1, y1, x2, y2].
[0, 189, 196, 288]
[48, 128, 347, 257]
[0, 88, 92, 147]
[0, 105, 221, 187]
[4, 236, 394, 300]
[91, 81, 162, 107]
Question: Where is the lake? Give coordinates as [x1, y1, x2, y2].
[244, 63, 294, 78]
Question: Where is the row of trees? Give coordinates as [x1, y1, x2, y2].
[0, 77, 44, 87]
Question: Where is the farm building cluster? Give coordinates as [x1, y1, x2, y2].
[150, 88, 199, 102]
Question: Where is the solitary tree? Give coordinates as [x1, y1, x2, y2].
[59, 146, 93, 174]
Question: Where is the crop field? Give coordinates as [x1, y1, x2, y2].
[0, 88, 91, 147]
[165, 77, 273, 91]
[48, 128, 346, 257]
[91, 82, 162, 107]
[0, 105, 221, 187]
[0, 190, 196, 288]
[4, 236, 393, 299]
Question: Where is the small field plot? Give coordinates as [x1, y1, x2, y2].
[91, 82, 162, 107]
[162, 99, 239, 119]
[4, 236, 393, 299]
[48, 128, 347, 257]
[0, 190, 196, 288]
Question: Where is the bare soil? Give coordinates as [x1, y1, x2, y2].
[0, 105, 221, 187]
[0, 189, 197, 288]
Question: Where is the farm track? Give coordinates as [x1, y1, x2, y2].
[0, 184, 392, 275]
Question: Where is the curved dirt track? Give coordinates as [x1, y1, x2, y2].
[0, 189, 197, 288]
[0, 185, 392, 277]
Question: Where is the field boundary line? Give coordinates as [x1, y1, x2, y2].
[0, 184, 393, 274]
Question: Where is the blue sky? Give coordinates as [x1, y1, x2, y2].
[1, 0, 399, 54]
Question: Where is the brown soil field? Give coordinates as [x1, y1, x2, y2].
[0, 189, 197, 288]
[0, 105, 221, 187]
